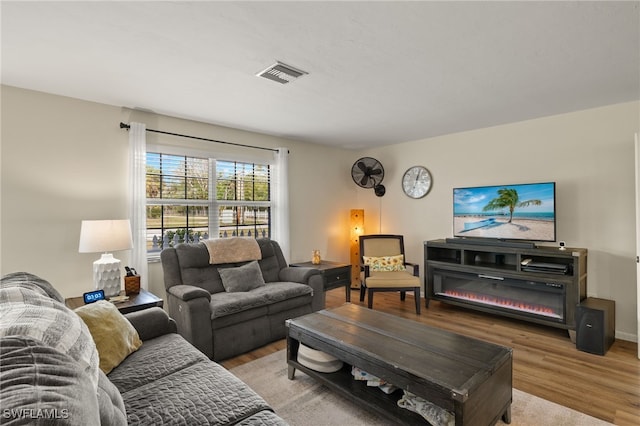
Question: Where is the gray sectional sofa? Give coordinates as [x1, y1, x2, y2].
[161, 238, 325, 361]
[0, 272, 288, 425]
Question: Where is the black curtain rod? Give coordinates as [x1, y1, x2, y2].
[119, 122, 279, 153]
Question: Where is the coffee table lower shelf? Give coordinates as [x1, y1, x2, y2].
[287, 360, 426, 424]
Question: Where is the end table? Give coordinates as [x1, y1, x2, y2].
[65, 289, 163, 314]
[290, 261, 351, 302]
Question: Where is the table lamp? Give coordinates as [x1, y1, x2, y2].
[79, 219, 133, 298]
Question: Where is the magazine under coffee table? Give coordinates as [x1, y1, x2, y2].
[286, 304, 512, 425]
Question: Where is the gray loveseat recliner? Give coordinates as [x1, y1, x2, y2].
[161, 238, 324, 361]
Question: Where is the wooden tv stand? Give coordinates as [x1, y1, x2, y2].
[424, 239, 587, 332]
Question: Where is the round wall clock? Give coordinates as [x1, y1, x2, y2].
[402, 166, 432, 199]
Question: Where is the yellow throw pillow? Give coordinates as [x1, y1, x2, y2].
[75, 300, 142, 374]
[363, 254, 406, 272]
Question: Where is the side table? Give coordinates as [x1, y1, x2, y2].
[290, 261, 351, 302]
[65, 289, 163, 314]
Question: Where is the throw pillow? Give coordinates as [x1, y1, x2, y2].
[363, 254, 407, 272]
[218, 260, 266, 292]
[75, 301, 142, 374]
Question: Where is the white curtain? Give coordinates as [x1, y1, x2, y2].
[128, 122, 148, 289]
[635, 132, 640, 359]
[272, 147, 290, 261]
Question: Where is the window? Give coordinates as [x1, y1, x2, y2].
[216, 160, 271, 239]
[146, 152, 271, 254]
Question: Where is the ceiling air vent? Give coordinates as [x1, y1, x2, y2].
[256, 61, 308, 84]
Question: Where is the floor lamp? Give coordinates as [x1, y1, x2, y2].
[350, 209, 364, 289]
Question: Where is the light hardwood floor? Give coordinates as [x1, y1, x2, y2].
[221, 288, 640, 425]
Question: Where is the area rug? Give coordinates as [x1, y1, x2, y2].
[230, 350, 612, 426]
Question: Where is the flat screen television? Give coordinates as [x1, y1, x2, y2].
[453, 182, 556, 243]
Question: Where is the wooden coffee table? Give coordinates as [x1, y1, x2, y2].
[286, 304, 512, 425]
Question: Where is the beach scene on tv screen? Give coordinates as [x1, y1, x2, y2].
[453, 183, 555, 241]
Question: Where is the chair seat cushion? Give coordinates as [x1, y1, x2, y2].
[363, 271, 420, 288]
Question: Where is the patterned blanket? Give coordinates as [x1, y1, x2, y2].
[0, 272, 100, 390]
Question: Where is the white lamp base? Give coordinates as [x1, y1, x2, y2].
[93, 253, 122, 298]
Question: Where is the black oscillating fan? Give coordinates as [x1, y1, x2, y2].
[351, 157, 386, 197]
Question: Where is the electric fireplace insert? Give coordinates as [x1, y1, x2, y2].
[433, 270, 565, 323]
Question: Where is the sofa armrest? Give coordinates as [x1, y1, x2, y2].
[279, 266, 321, 283]
[165, 287, 214, 359]
[124, 307, 177, 341]
[279, 267, 325, 311]
[168, 284, 212, 302]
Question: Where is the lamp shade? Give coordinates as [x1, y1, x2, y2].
[79, 220, 133, 253]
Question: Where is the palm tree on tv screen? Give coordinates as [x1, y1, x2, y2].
[482, 188, 541, 223]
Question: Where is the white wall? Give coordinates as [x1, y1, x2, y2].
[1, 86, 356, 300]
[1, 86, 129, 288]
[1, 85, 638, 341]
[356, 101, 640, 341]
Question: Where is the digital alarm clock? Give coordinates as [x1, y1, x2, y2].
[83, 289, 105, 304]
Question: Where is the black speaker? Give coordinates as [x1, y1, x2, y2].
[575, 298, 615, 356]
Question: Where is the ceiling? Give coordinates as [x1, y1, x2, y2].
[2, 1, 639, 149]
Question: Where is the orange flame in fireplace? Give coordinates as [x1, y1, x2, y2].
[441, 290, 562, 319]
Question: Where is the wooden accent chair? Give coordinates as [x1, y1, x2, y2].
[359, 234, 421, 314]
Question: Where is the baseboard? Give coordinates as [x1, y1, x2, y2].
[615, 330, 637, 343]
